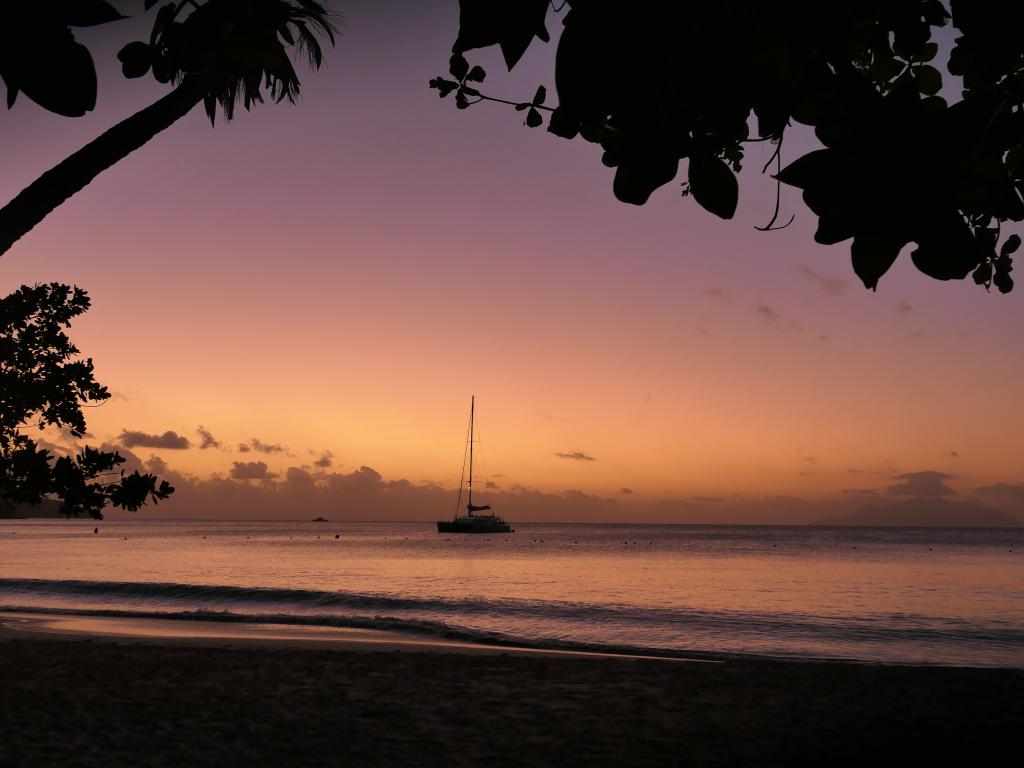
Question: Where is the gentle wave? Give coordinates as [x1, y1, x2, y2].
[3, 577, 1024, 651]
[0, 604, 710, 660]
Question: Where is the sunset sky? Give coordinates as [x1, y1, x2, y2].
[2, 0, 1022, 521]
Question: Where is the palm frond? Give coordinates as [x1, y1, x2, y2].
[149, 0, 337, 124]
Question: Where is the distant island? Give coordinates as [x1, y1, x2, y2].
[312, 517, 329, 522]
[820, 497, 1021, 528]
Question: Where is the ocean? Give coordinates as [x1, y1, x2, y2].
[2, 520, 1022, 667]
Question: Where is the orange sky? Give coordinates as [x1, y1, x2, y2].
[2, 0, 1022, 520]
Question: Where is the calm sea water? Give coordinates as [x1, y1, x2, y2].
[1, 520, 1022, 667]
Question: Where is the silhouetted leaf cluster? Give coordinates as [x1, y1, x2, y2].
[430, 54, 550, 125]
[0, 1, 125, 116]
[116, 0, 335, 125]
[0, 284, 174, 519]
[433, 0, 1024, 292]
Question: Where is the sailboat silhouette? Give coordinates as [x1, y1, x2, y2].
[437, 396, 513, 534]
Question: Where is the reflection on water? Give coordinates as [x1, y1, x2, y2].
[1, 520, 1022, 666]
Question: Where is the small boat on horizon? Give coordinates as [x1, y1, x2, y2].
[437, 396, 513, 534]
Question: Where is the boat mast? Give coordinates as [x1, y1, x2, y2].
[467, 395, 475, 515]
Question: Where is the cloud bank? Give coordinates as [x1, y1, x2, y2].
[92, 443, 1021, 527]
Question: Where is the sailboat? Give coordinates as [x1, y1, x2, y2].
[437, 396, 513, 534]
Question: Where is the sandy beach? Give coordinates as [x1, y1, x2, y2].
[1, 613, 1021, 767]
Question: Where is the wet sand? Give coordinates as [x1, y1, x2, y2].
[1, 613, 1021, 767]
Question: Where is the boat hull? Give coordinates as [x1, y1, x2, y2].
[437, 519, 514, 534]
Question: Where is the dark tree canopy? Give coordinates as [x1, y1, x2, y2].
[432, 0, 1023, 293]
[0, 284, 173, 519]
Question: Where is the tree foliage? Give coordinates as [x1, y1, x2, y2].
[114, 0, 335, 125]
[0, 0, 125, 117]
[432, 0, 1023, 293]
[0, 0, 335, 257]
[0, 284, 174, 519]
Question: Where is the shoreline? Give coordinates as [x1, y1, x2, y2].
[2, 606, 1020, 669]
[2, 620, 1021, 766]
[0, 610, 714, 662]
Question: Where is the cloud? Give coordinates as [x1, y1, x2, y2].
[196, 426, 221, 450]
[326, 465, 383, 489]
[845, 459, 898, 476]
[841, 488, 882, 497]
[755, 303, 780, 323]
[799, 266, 847, 296]
[555, 451, 596, 462]
[117, 430, 191, 450]
[249, 438, 285, 454]
[707, 287, 730, 300]
[974, 483, 1024, 513]
[801, 455, 817, 465]
[285, 467, 315, 489]
[230, 461, 273, 481]
[537, 410, 571, 423]
[886, 471, 955, 497]
[146, 455, 169, 475]
[238, 438, 285, 454]
[975, 482, 1024, 499]
[485, 481, 498, 489]
[823, 497, 1018, 527]
[313, 451, 333, 468]
[619, 487, 633, 495]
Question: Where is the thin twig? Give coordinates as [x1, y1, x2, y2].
[760, 134, 784, 175]
[755, 134, 795, 232]
[468, 93, 555, 112]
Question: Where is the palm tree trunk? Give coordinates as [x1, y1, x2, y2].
[0, 78, 209, 257]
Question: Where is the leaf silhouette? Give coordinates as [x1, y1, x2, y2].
[614, 156, 679, 206]
[1001, 234, 1021, 257]
[689, 155, 738, 219]
[852, 234, 903, 290]
[117, 42, 152, 79]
